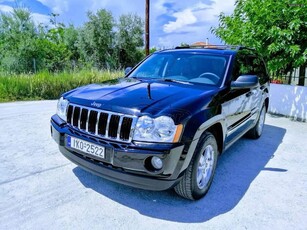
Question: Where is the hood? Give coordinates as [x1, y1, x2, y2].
[64, 78, 217, 119]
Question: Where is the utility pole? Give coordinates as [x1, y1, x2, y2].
[145, 0, 150, 56]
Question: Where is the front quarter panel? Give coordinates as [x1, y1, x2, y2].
[173, 105, 226, 176]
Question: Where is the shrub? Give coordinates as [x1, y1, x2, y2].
[0, 69, 122, 102]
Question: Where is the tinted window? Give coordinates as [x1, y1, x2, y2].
[129, 52, 229, 86]
[232, 49, 268, 82]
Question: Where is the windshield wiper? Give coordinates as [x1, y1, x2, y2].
[163, 79, 192, 85]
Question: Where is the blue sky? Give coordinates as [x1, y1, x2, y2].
[0, 0, 236, 48]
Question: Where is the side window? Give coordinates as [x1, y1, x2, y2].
[232, 49, 254, 80]
[232, 49, 268, 83]
[250, 55, 269, 84]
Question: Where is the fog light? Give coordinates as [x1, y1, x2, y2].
[151, 156, 163, 170]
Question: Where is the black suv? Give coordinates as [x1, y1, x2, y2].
[51, 45, 270, 200]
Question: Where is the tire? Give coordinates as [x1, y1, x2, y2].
[174, 132, 218, 200]
[246, 105, 266, 139]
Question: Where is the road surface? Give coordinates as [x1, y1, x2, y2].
[0, 100, 306, 230]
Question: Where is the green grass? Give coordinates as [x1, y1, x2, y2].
[0, 69, 123, 102]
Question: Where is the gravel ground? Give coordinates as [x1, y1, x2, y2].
[0, 100, 306, 230]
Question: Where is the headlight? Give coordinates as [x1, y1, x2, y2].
[133, 115, 183, 143]
[56, 97, 69, 122]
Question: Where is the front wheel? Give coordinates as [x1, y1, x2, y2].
[174, 132, 218, 200]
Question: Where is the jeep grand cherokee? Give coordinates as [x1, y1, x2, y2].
[51, 45, 270, 200]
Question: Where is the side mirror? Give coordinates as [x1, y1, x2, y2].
[231, 75, 259, 89]
[125, 67, 133, 76]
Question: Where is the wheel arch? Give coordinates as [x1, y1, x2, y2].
[264, 97, 269, 111]
[206, 123, 224, 155]
[179, 115, 226, 174]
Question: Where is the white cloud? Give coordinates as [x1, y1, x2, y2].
[36, 0, 145, 25]
[0, 4, 50, 26]
[32, 12, 50, 25]
[37, 0, 69, 14]
[163, 8, 197, 33]
[163, 0, 235, 34]
[158, 0, 235, 47]
[194, 0, 236, 23]
[153, 0, 175, 15]
[89, 0, 144, 17]
[0, 4, 13, 13]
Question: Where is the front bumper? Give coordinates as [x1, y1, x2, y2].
[51, 115, 185, 191]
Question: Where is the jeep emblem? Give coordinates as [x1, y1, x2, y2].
[91, 102, 102, 108]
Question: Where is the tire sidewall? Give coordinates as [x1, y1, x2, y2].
[256, 105, 266, 137]
[190, 133, 218, 199]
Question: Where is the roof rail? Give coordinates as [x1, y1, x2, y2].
[175, 44, 245, 51]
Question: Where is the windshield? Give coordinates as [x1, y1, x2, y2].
[128, 52, 229, 86]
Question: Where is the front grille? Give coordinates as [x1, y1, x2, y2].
[66, 104, 137, 143]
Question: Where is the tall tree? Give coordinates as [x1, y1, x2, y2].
[77, 9, 115, 69]
[0, 8, 37, 73]
[117, 13, 144, 67]
[0, 8, 72, 72]
[63, 24, 80, 62]
[35, 13, 72, 72]
[212, 0, 307, 78]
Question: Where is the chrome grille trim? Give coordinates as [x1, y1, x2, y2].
[77, 107, 81, 129]
[67, 103, 137, 143]
[105, 114, 111, 137]
[95, 113, 100, 136]
[117, 116, 124, 139]
[71, 105, 74, 126]
[86, 109, 90, 132]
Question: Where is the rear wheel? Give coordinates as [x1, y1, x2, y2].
[246, 105, 266, 139]
[174, 132, 218, 200]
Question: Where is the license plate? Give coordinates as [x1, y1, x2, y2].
[67, 136, 105, 159]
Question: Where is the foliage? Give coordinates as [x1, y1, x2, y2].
[150, 47, 158, 54]
[63, 24, 80, 62]
[0, 69, 122, 102]
[117, 14, 145, 67]
[212, 0, 307, 76]
[0, 8, 37, 73]
[77, 9, 116, 69]
[0, 6, 146, 74]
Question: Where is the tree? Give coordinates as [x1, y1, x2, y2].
[116, 14, 144, 67]
[0, 8, 37, 73]
[0, 6, 146, 72]
[35, 13, 72, 72]
[0, 8, 72, 73]
[77, 9, 115, 69]
[212, 0, 307, 79]
[63, 24, 80, 62]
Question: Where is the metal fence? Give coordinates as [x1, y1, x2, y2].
[279, 67, 307, 86]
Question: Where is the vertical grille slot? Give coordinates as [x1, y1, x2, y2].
[80, 108, 88, 130]
[66, 104, 135, 143]
[67, 105, 73, 124]
[98, 113, 108, 136]
[108, 115, 120, 138]
[88, 111, 98, 133]
[120, 117, 133, 140]
[72, 107, 80, 127]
